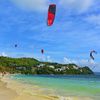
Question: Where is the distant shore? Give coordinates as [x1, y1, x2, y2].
[0, 56, 93, 75]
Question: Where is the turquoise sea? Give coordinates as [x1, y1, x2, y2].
[10, 74, 100, 100]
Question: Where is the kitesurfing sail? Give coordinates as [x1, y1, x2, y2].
[41, 49, 44, 54]
[90, 50, 97, 60]
[89, 50, 97, 69]
[15, 44, 17, 48]
[47, 4, 56, 26]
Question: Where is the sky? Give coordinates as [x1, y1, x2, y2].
[0, 0, 100, 72]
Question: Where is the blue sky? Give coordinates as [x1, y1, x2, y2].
[0, 0, 100, 72]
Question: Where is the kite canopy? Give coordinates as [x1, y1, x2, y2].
[47, 4, 56, 26]
[41, 49, 44, 54]
[15, 44, 17, 48]
[90, 50, 97, 60]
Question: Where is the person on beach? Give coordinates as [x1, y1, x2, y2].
[2, 71, 6, 77]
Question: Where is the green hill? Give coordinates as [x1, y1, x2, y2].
[0, 56, 93, 75]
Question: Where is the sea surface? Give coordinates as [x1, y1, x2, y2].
[10, 73, 100, 100]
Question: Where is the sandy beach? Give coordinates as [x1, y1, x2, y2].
[0, 78, 17, 100]
[0, 75, 59, 100]
[0, 75, 94, 100]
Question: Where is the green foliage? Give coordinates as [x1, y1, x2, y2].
[35, 67, 55, 74]
[0, 56, 93, 75]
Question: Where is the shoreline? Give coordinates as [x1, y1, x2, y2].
[0, 77, 18, 100]
[0, 75, 60, 100]
[0, 74, 94, 100]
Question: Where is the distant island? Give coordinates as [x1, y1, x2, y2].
[0, 56, 93, 75]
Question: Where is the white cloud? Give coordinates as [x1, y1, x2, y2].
[11, 0, 49, 12]
[63, 57, 100, 72]
[37, 55, 53, 62]
[63, 57, 96, 67]
[46, 56, 52, 62]
[11, 0, 94, 13]
[59, 0, 93, 13]
[0, 52, 8, 57]
[63, 57, 77, 64]
[85, 14, 100, 26]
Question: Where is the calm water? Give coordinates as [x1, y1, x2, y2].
[10, 74, 100, 100]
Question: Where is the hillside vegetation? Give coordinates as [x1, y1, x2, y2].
[0, 56, 93, 75]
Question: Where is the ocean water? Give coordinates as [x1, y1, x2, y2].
[10, 74, 100, 100]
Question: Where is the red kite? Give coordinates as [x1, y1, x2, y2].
[47, 4, 56, 26]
